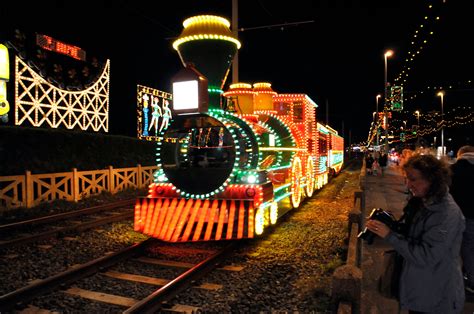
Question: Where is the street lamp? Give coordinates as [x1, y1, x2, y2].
[383, 50, 393, 153]
[415, 110, 420, 146]
[415, 110, 420, 127]
[376, 94, 381, 147]
[437, 91, 445, 155]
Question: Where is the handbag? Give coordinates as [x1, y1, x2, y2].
[378, 249, 403, 299]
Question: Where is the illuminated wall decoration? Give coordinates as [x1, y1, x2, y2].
[390, 86, 403, 111]
[36, 34, 86, 61]
[137, 84, 172, 140]
[0, 44, 10, 123]
[14, 56, 110, 131]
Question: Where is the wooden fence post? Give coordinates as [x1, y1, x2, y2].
[137, 164, 142, 189]
[108, 166, 114, 194]
[331, 264, 362, 314]
[72, 168, 79, 202]
[25, 170, 33, 208]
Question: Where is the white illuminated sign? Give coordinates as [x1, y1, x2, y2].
[269, 134, 275, 147]
[172, 80, 198, 111]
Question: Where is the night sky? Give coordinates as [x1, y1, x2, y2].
[2, 0, 473, 145]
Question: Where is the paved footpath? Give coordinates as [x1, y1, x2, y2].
[360, 162, 474, 314]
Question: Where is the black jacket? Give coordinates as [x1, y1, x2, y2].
[450, 152, 474, 219]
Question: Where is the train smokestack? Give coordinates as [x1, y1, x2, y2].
[173, 15, 241, 110]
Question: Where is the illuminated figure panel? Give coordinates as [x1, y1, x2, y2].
[136, 85, 172, 140]
[14, 56, 110, 132]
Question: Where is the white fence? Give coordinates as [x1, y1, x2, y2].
[0, 165, 158, 209]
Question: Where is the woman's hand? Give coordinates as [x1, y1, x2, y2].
[365, 219, 391, 239]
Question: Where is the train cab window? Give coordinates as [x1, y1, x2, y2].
[273, 101, 291, 115]
[293, 102, 303, 122]
[319, 138, 328, 155]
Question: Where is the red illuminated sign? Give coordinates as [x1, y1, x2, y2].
[36, 34, 86, 61]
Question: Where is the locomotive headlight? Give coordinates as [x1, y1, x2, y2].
[157, 174, 167, 182]
[247, 174, 257, 184]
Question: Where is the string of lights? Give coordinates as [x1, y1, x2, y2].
[403, 80, 473, 103]
[394, 2, 445, 87]
[366, 105, 472, 147]
[365, 1, 474, 149]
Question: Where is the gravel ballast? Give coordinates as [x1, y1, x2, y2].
[0, 162, 361, 313]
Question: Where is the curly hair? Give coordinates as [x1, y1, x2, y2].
[403, 154, 451, 202]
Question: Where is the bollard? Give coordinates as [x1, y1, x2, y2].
[337, 301, 352, 314]
[331, 264, 362, 314]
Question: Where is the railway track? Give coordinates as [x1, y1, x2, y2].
[0, 165, 359, 312]
[0, 239, 240, 313]
[0, 199, 135, 250]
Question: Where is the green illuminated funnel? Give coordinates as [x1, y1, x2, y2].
[173, 15, 240, 109]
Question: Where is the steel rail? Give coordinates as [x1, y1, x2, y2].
[0, 239, 154, 312]
[124, 241, 239, 314]
[0, 211, 133, 250]
[0, 199, 135, 232]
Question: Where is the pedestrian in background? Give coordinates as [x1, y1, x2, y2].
[379, 152, 388, 176]
[399, 148, 414, 194]
[366, 153, 375, 175]
[366, 154, 465, 313]
[398, 148, 413, 170]
[450, 145, 474, 295]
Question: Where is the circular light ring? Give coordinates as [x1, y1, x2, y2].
[255, 206, 265, 235]
[154, 125, 171, 179]
[256, 119, 284, 167]
[229, 83, 252, 89]
[256, 113, 296, 169]
[257, 113, 296, 147]
[183, 15, 230, 28]
[173, 15, 241, 50]
[208, 86, 224, 94]
[278, 115, 306, 148]
[270, 202, 278, 225]
[290, 156, 303, 209]
[157, 113, 238, 199]
[185, 118, 240, 199]
[235, 117, 265, 165]
[212, 109, 260, 169]
[305, 157, 315, 197]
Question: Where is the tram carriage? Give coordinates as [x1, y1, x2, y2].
[133, 14, 343, 242]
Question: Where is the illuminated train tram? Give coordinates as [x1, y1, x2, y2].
[133, 15, 344, 242]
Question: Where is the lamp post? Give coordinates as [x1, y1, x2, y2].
[383, 50, 393, 153]
[415, 110, 420, 146]
[437, 91, 445, 155]
[376, 94, 381, 148]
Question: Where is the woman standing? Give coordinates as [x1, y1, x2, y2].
[366, 154, 465, 313]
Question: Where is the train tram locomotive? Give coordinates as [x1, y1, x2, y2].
[134, 15, 344, 242]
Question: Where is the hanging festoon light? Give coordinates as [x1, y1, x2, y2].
[394, 2, 445, 88]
